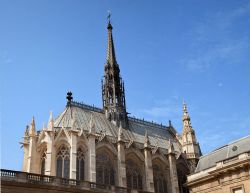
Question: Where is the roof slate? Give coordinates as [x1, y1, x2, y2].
[195, 135, 250, 172]
[53, 102, 182, 153]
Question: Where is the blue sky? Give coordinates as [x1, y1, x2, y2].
[1, 0, 250, 170]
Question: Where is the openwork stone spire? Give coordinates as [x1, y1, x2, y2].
[181, 101, 202, 172]
[182, 101, 193, 134]
[102, 16, 128, 128]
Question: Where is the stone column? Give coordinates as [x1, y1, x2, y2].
[27, 135, 37, 173]
[88, 114, 96, 182]
[168, 142, 180, 193]
[88, 134, 96, 182]
[117, 126, 127, 187]
[70, 130, 78, 179]
[21, 127, 29, 172]
[144, 131, 154, 192]
[144, 148, 154, 192]
[45, 131, 56, 176]
[22, 143, 29, 172]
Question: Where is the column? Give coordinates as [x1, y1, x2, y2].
[45, 131, 56, 176]
[88, 133, 96, 182]
[168, 151, 180, 193]
[144, 147, 154, 192]
[27, 135, 37, 173]
[117, 140, 127, 187]
[70, 130, 78, 179]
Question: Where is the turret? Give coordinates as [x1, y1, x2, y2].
[181, 101, 202, 172]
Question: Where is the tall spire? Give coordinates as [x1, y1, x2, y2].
[102, 15, 128, 128]
[106, 15, 117, 66]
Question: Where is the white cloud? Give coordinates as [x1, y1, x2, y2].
[182, 3, 250, 73]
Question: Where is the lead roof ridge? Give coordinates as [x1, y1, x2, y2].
[69, 100, 175, 132]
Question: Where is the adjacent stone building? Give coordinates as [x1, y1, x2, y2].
[1, 20, 202, 193]
[187, 135, 250, 193]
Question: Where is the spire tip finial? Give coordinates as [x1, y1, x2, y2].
[107, 10, 112, 29]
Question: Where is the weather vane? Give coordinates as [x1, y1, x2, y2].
[107, 10, 111, 23]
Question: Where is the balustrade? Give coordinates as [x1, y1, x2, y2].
[1, 169, 149, 193]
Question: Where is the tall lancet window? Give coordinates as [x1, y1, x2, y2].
[76, 148, 85, 180]
[96, 152, 115, 185]
[40, 149, 47, 175]
[126, 159, 143, 190]
[56, 145, 70, 178]
[153, 165, 167, 193]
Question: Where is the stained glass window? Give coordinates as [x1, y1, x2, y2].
[126, 159, 143, 190]
[153, 165, 168, 193]
[96, 152, 115, 185]
[56, 145, 70, 178]
[76, 148, 85, 180]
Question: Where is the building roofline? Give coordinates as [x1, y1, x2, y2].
[199, 134, 250, 159]
[69, 100, 177, 133]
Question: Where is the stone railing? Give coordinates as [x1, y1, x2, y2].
[0, 169, 149, 193]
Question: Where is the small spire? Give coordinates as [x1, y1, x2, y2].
[89, 114, 96, 134]
[47, 111, 54, 131]
[24, 125, 29, 137]
[29, 116, 36, 136]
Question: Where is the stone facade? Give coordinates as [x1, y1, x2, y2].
[13, 20, 203, 193]
[187, 136, 250, 193]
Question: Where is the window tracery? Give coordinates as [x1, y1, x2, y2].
[56, 145, 70, 178]
[76, 148, 85, 180]
[126, 159, 143, 190]
[153, 165, 167, 193]
[96, 151, 115, 185]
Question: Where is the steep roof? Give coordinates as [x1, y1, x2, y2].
[195, 135, 250, 172]
[54, 101, 182, 153]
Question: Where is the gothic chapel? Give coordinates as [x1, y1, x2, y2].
[21, 20, 202, 193]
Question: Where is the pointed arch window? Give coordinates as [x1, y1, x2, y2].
[126, 159, 143, 190]
[153, 165, 167, 193]
[76, 148, 85, 180]
[96, 152, 115, 185]
[40, 149, 47, 175]
[56, 145, 70, 178]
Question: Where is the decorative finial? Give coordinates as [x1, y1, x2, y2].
[66, 91, 73, 104]
[107, 10, 112, 30]
[107, 10, 111, 23]
[25, 125, 29, 137]
[47, 111, 54, 131]
[29, 116, 36, 136]
[183, 99, 187, 112]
